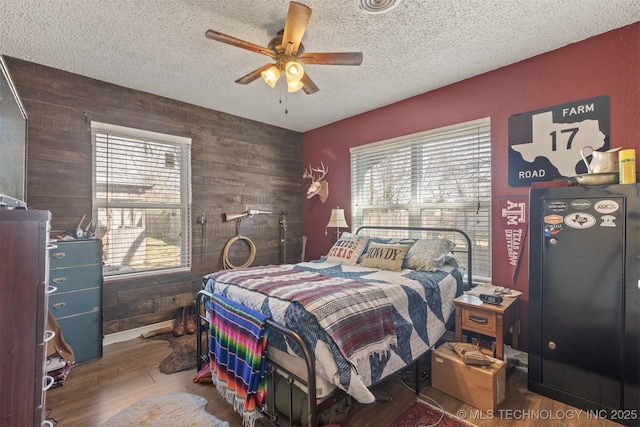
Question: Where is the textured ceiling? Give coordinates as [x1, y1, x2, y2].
[1, 1, 638, 133]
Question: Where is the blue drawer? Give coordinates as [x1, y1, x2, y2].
[56, 312, 102, 365]
[49, 264, 102, 293]
[49, 288, 101, 319]
[50, 239, 102, 269]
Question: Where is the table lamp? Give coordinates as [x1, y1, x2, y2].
[326, 206, 348, 241]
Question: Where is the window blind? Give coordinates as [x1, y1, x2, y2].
[351, 118, 492, 279]
[91, 122, 192, 277]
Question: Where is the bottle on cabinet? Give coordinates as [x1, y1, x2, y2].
[619, 148, 636, 184]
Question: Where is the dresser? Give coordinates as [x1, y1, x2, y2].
[48, 239, 103, 365]
[0, 210, 52, 427]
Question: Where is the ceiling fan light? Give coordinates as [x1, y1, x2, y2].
[261, 65, 281, 88]
[287, 79, 304, 93]
[285, 61, 304, 82]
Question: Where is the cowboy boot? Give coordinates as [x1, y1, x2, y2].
[185, 305, 197, 334]
[172, 307, 185, 337]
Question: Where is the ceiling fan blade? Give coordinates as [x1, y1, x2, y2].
[301, 73, 319, 94]
[234, 63, 274, 85]
[299, 52, 363, 66]
[205, 29, 275, 59]
[281, 2, 312, 54]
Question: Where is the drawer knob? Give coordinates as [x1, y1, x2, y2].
[469, 314, 488, 324]
[51, 252, 66, 259]
[46, 285, 58, 294]
[52, 302, 67, 310]
[548, 341, 557, 350]
[52, 277, 66, 284]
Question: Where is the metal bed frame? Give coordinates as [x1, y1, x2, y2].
[196, 226, 473, 427]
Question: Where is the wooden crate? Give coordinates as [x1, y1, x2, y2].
[431, 344, 506, 412]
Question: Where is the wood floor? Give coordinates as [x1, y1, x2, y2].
[46, 337, 621, 427]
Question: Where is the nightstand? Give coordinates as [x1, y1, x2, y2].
[454, 294, 519, 361]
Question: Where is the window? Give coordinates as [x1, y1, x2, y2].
[350, 118, 491, 279]
[92, 122, 192, 278]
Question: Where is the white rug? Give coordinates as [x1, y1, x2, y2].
[101, 392, 229, 427]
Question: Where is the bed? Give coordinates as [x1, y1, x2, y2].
[196, 226, 472, 427]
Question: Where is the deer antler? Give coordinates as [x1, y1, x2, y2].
[302, 166, 313, 180]
[303, 162, 328, 181]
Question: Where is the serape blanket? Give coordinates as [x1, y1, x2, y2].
[205, 266, 397, 367]
[208, 293, 269, 427]
[204, 260, 464, 404]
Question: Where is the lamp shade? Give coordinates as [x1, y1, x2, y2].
[326, 207, 348, 228]
[261, 65, 281, 88]
[285, 61, 304, 82]
[287, 79, 304, 93]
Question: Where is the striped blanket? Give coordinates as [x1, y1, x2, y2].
[208, 293, 269, 427]
[205, 266, 397, 366]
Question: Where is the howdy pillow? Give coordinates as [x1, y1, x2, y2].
[325, 234, 369, 266]
[359, 242, 412, 272]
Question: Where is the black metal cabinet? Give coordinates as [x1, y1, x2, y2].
[528, 184, 640, 421]
[48, 239, 103, 365]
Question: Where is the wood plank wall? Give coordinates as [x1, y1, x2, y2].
[6, 57, 303, 334]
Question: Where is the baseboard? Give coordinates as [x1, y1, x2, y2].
[103, 320, 174, 346]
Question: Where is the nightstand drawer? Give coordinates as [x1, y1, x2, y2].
[460, 306, 497, 335]
[49, 288, 101, 319]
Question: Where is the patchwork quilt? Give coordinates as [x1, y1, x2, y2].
[203, 260, 463, 404]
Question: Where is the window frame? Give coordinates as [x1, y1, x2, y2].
[91, 121, 192, 280]
[350, 118, 492, 281]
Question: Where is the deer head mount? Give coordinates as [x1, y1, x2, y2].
[303, 162, 329, 203]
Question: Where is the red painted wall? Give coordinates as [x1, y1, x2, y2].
[301, 23, 640, 351]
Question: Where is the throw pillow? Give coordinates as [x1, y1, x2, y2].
[359, 242, 412, 272]
[358, 237, 417, 264]
[325, 234, 370, 266]
[403, 238, 456, 271]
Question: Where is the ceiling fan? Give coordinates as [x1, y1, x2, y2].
[205, 1, 363, 94]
